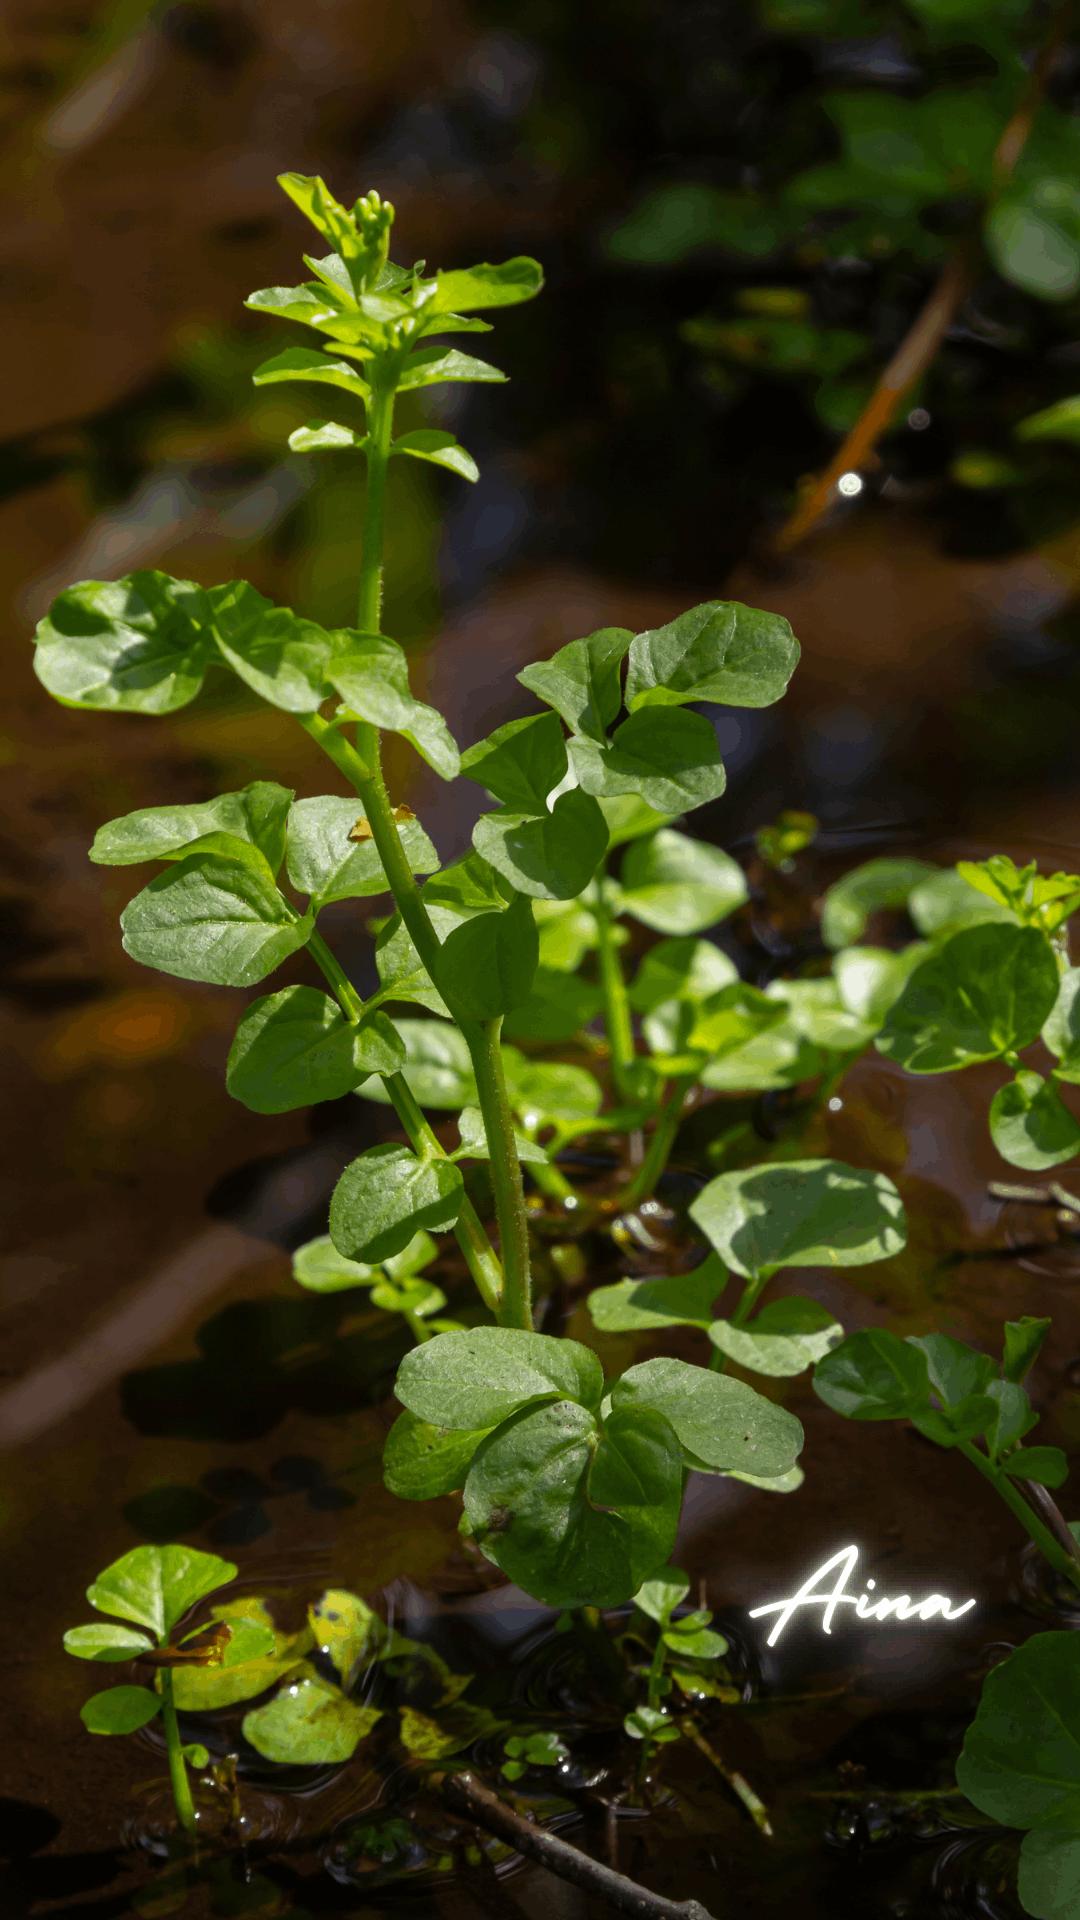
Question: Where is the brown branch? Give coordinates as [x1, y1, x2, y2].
[438, 1770, 718, 1920]
[773, 0, 1074, 554]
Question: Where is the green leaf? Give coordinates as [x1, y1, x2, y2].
[813, 1329, 930, 1421]
[625, 601, 799, 711]
[624, 1703, 680, 1742]
[990, 1071, 1080, 1172]
[630, 938, 738, 1013]
[288, 420, 365, 453]
[957, 856, 1080, 934]
[428, 258, 543, 311]
[245, 280, 350, 328]
[833, 944, 926, 1026]
[610, 1357, 804, 1479]
[764, 977, 875, 1053]
[327, 635, 460, 779]
[293, 1234, 377, 1293]
[587, 1264, 723, 1333]
[619, 829, 748, 935]
[984, 1378, 1038, 1459]
[1003, 1316, 1052, 1384]
[285, 795, 438, 907]
[243, 1672, 381, 1764]
[172, 1596, 314, 1711]
[502, 965, 604, 1045]
[87, 1545, 236, 1639]
[464, 1400, 682, 1608]
[64, 1623, 154, 1662]
[91, 783, 293, 875]
[987, 178, 1080, 303]
[907, 866, 1011, 937]
[957, 1632, 1080, 1828]
[330, 1143, 464, 1263]
[905, 1332, 995, 1410]
[1043, 969, 1080, 1083]
[1018, 1831, 1080, 1920]
[120, 853, 311, 988]
[878, 924, 1061, 1073]
[473, 789, 609, 901]
[383, 1409, 492, 1499]
[208, 581, 333, 713]
[392, 428, 478, 482]
[397, 347, 506, 392]
[34, 572, 212, 714]
[252, 346, 370, 402]
[709, 1297, 844, 1377]
[436, 895, 538, 1019]
[634, 1568, 690, 1625]
[358, 1017, 476, 1108]
[570, 707, 726, 815]
[1018, 396, 1080, 447]
[503, 1054, 603, 1130]
[517, 628, 633, 740]
[396, 1326, 604, 1430]
[81, 1686, 162, 1735]
[1003, 1446, 1069, 1490]
[820, 857, 938, 950]
[690, 1158, 905, 1279]
[663, 1622, 728, 1661]
[226, 986, 401, 1113]
[461, 713, 569, 813]
[454, 1105, 549, 1165]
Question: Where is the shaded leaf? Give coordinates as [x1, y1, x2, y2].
[709, 1297, 844, 1377]
[91, 783, 293, 875]
[35, 572, 212, 714]
[81, 1686, 161, 1736]
[878, 924, 1061, 1073]
[570, 707, 726, 815]
[227, 986, 401, 1113]
[461, 713, 568, 813]
[330, 1144, 464, 1263]
[473, 789, 609, 901]
[611, 1357, 804, 1479]
[396, 1326, 604, 1430]
[383, 1410, 493, 1499]
[990, 1071, 1080, 1172]
[517, 627, 632, 740]
[690, 1158, 906, 1278]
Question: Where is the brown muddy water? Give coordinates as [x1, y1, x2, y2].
[3, 823, 1079, 1919]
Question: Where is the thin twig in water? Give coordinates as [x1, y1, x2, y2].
[677, 1719, 773, 1837]
[438, 1770, 717, 1920]
[773, 0, 1074, 553]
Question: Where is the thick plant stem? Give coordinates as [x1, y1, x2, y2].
[590, 876, 636, 1099]
[611, 1075, 694, 1212]
[470, 1017, 534, 1329]
[160, 1670, 197, 1839]
[959, 1439, 1080, 1590]
[308, 930, 503, 1317]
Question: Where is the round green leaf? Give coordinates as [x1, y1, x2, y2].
[689, 1158, 906, 1278]
[293, 1234, 377, 1294]
[1043, 968, 1080, 1083]
[327, 636, 460, 780]
[587, 1265, 723, 1334]
[517, 628, 632, 741]
[243, 1672, 381, 1764]
[210, 582, 334, 713]
[709, 1297, 844, 1377]
[460, 713, 568, 813]
[436, 896, 539, 1019]
[395, 1326, 604, 1430]
[990, 1071, 1080, 1172]
[619, 829, 747, 934]
[610, 1357, 804, 1479]
[569, 708, 727, 816]
[383, 1409, 493, 1499]
[464, 1400, 682, 1608]
[473, 789, 609, 901]
[329, 1143, 464, 1263]
[356, 1018, 476, 1109]
[820, 858, 938, 950]
[957, 1633, 1080, 1829]
[629, 937, 738, 1013]
[172, 1596, 314, 1711]
[878, 924, 1060, 1074]
[63, 1623, 154, 1663]
[81, 1685, 162, 1735]
[91, 782, 293, 873]
[227, 986, 398, 1113]
[285, 795, 438, 906]
[87, 1545, 237, 1639]
[813, 1329, 930, 1421]
[1019, 1832, 1080, 1920]
[120, 854, 311, 989]
[625, 600, 799, 711]
[34, 572, 212, 714]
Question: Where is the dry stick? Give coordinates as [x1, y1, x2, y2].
[1020, 1477, 1080, 1573]
[773, 1, 1073, 555]
[438, 1771, 718, 1920]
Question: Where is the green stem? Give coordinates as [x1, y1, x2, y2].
[645, 1634, 667, 1712]
[471, 1018, 534, 1329]
[610, 1075, 694, 1212]
[590, 875, 636, 1100]
[959, 1439, 1080, 1589]
[357, 372, 396, 630]
[403, 1310, 432, 1344]
[308, 929, 503, 1317]
[160, 1670, 197, 1839]
[731, 1269, 768, 1328]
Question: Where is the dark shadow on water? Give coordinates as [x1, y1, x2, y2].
[124, 1455, 356, 1546]
[121, 1295, 404, 1442]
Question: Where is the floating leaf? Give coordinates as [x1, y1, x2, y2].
[243, 1672, 381, 1765]
[989, 1071, 1080, 1171]
[172, 1596, 315, 1711]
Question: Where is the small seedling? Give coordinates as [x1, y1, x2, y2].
[501, 1730, 570, 1781]
[63, 1546, 273, 1837]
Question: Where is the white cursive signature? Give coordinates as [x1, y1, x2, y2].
[748, 1544, 977, 1648]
